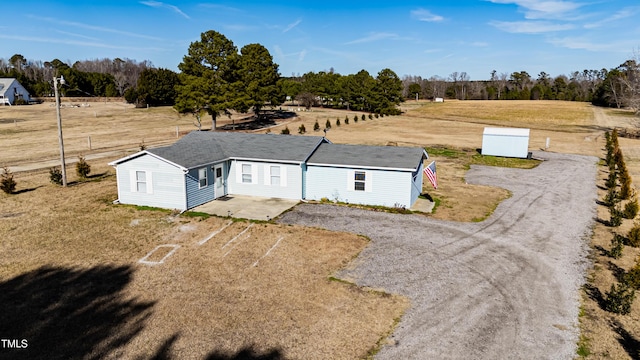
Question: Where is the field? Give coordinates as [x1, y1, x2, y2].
[1, 100, 639, 358]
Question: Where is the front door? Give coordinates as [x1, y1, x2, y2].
[214, 164, 226, 198]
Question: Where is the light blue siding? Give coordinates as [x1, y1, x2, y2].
[115, 154, 186, 210]
[410, 161, 424, 206]
[228, 160, 302, 200]
[185, 166, 216, 209]
[305, 166, 414, 208]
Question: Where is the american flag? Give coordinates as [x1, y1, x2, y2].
[424, 161, 437, 189]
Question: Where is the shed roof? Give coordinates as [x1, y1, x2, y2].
[307, 143, 427, 171]
[483, 127, 530, 137]
[146, 131, 327, 169]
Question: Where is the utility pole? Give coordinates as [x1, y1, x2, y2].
[54, 75, 67, 187]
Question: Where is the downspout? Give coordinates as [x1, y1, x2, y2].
[183, 168, 189, 212]
[111, 165, 121, 204]
[301, 162, 306, 200]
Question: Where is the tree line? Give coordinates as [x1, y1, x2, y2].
[398, 62, 639, 113]
[1, 31, 639, 115]
[0, 55, 150, 98]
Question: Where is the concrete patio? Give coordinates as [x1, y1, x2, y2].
[191, 195, 300, 221]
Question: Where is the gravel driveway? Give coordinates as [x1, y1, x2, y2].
[278, 151, 598, 360]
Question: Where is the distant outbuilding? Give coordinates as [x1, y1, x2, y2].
[0, 78, 31, 105]
[481, 127, 530, 159]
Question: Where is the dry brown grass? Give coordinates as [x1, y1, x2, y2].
[578, 148, 640, 359]
[0, 163, 407, 359]
[2, 100, 639, 358]
[410, 99, 593, 128]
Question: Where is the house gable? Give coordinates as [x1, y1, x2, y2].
[113, 153, 187, 210]
[0, 78, 31, 105]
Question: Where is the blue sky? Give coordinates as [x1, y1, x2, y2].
[2, 1, 639, 80]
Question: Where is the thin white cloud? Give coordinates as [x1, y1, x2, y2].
[273, 45, 284, 58]
[0, 34, 166, 51]
[198, 4, 242, 12]
[584, 6, 640, 29]
[272, 45, 307, 62]
[223, 24, 256, 32]
[283, 19, 302, 33]
[471, 41, 489, 47]
[54, 30, 100, 42]
[411, 8, 445, 22]
[28, 15, 163, 41]
[549, 36, 634, 52]
[344, 32, 399, 45]
[488, 0, 584, 19]
[140, 1, 190, 19]
[490, 20, 574, 33]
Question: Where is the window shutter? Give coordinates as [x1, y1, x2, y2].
[252, 164, 258, 184]
[236, 162, 242, 184]
[365, 171, 372, 192]
[146, 171, 153, 194]
[130, 170, 137, 192]
[347, 170, 355, 191]
[281, 166, 287, 187]
[264, 164, 271, 185]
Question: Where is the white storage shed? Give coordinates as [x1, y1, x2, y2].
[481, 127, 530, 158]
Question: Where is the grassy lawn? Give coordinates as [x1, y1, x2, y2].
[0, 164, 407, 359]
[1, 100, 638, 358]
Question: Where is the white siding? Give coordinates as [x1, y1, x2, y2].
[305, 166, 413, 208]
[481, 127, 530, 158]
[228, 160, 302, 200]
[115, 154, 186, 210]
[0, 79, 31, 104]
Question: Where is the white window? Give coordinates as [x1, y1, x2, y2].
[348, 170, 371, 192]
[354, 171, 366, 191]
[264, 164, 287, 186]
[198, 168, 208, 188]
[242, 164, 252, 183]
[270, 166, 280, 186]
[136, 171, 147, 193]
[131, 170, 152, 193]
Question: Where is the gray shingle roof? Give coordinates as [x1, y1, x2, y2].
[147, 131, 326, 169]
[0, 78, 18, 96]
[307, 143, 426, 170]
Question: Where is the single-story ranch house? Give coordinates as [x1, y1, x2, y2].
[109, 131, 429, 211]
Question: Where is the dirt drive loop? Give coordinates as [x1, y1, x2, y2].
[278, 151, 597, 360]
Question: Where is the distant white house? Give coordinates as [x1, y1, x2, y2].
[481, 127, 530, 158]
[0, 78, 31, 105]
[109, 132, 429, 211]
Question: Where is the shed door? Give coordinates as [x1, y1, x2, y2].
[214, 164, 226, 198]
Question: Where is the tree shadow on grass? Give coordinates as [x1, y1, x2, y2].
[607, 261, 627, 283]
[13, 185, 43, 194]
[611, 320, 640, 360]
[205, 345, 284, 360]
[594, 217, 612, 226]
[0, 265, 155, 360]
[145, 334, 284, 360]
[583, 283, 606, 310]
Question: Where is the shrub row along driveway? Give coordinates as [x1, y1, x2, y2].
[278, 151, 598, 359]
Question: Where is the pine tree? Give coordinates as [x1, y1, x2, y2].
[0, 166, 16, 194]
